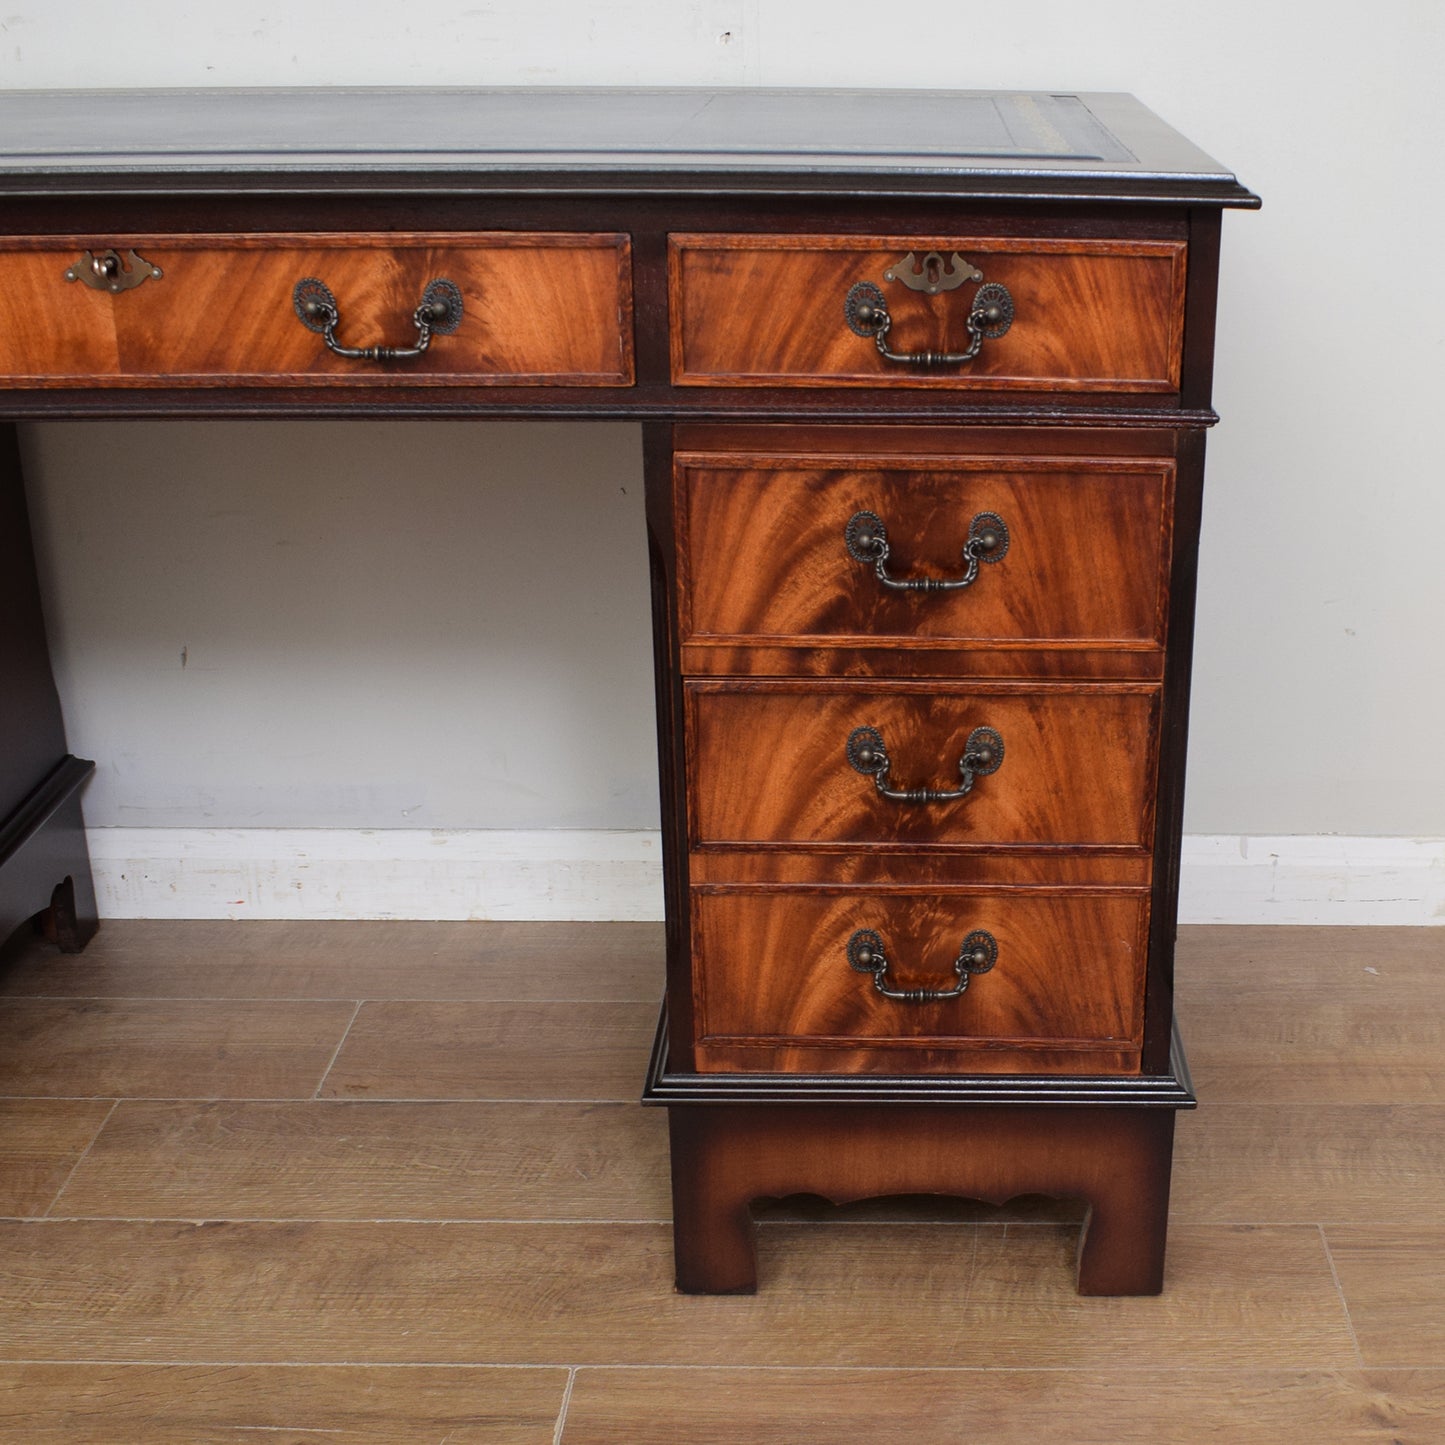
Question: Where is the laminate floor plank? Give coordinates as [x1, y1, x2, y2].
[54, 1100, 672, 1221]
[0, 999, 358, 1099]
[0, 1220, 1354, 1368]
[0, 920, 665, 1002]
[2, 921, 1439, 1437]
[319, 1001, 658, 1101]
[1176, 926, 1445, 987]
[0, 1099, 114, 1217]
[1325, 1226, 1445, 1367]
[1172, 1103, 1445, 1224]
[1176, 926, 1445, 1103]
[0, 1362, 568, 1444]
[559, 1366, 1445, 1445]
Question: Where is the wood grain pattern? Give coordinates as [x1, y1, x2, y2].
[687, 681, 1160, 850]
[1176, 928, 1445, 1103]
[0, 998, 357, 1099]
[686, 849, 1152, 887]
[0, 1363, 568, 1443]
[670, 234, 1187, 391]
[0, 919, 666, 1002]
[0, 1099, 113, 1216]
[54, 1100, 671, 1221]
[669, 1105, 1174, 1294]
[0, 1218, 1354, 1367]
[561, 1367, 1445, 1445]
[1173, 1104, 1445, 1224]
[678, 455, 1172, 656]
[680, 641, 1166, 680]
[318, 1000, 659, 1101]
[0, 233, 634, 386]
[691, 887, 1146, 1069]
[2, 921, 1438, 1428]
[1325, 1227, 1445, 1367]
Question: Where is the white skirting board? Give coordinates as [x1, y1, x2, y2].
[84, 828, 1445, 925]
[85, 828, 666, 922]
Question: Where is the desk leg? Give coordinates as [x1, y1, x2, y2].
[665, 1101, 1177, 1297]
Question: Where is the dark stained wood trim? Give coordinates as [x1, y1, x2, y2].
[1180, 208, 1224, 411]
[0, 760, 99, 953]
[644, 1003, 1195, 1107]
[642, 421, 696, 1067]
[1141, 428, 1208, 1074]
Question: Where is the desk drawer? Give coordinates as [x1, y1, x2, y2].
[678, 451, 1172, 661]
[687, 681, 1159, 851]
[670, 234, 1186, 392]
[0, 233, 634, 386]
[691, 886, 1148, 1074]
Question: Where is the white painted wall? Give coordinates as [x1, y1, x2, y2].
[23, 423, 658, 832]
[7, 2, 1445, 916]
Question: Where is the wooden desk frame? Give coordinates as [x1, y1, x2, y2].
[0, 87, 1256, 1295]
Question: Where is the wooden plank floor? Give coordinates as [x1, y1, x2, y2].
[0, 921, 1442, 1442]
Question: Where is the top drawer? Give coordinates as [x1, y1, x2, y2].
[0, 233, 634, 386]
[670, 234, 1187, 393]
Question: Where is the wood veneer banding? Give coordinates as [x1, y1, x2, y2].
[677, 453, 1173, 661]
[685, 680, 1161, 852]
[670, 234, 1187, 392]
[0, 232, 634, 386]
[690, 885, 1148, 1074]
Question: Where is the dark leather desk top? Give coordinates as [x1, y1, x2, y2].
[0, 87, 1257, 206]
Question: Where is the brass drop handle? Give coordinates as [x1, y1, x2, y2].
[847, 926, 998, 1003]
[292, 277, 463, 361]
[844, 249, 1013, 367]
[845, 508, 1009, 591]
[847, 723, 1003, 805]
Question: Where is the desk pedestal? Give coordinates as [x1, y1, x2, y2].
[0, 425, 98, 954]
[645, 1009, 1194, 1296]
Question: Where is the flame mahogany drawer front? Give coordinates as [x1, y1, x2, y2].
[690, 887, 1149, 1075]
[669, 234, 1187, 393]
[0, 233, 635, 386]
[676, 448, 1174, 672]
[686, 681, 1160, 852]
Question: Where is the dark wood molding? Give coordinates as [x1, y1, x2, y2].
[644, 1004, 1195, 1108]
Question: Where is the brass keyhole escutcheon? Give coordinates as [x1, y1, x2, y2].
[64, 249, 163, 294]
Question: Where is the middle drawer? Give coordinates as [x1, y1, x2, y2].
[686, 680, 1160, 852]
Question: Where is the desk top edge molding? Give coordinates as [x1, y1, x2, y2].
[0, 87, 1259, 208]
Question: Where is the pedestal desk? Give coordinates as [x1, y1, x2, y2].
[0, 88, 1256, 1294]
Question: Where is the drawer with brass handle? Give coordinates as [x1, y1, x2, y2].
[675, 448, 1174, 674]
[0, 232, 634, 386]
[690, 885, 1150, 1074]
[669, 234, 1187, 392]
[685, 680, 1160, 851]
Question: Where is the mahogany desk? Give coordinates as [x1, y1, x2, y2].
[0, 88, 1256, 1294]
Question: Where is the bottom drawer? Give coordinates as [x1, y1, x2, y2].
[692, 887, 1148, 1075]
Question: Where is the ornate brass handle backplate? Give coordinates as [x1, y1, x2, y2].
[845, 507, 1009, 592]
[844, 249, 1013, 367]
[292, 277, 463, 361]
[847, 926, 998, 1003]
[846, 723, 1004, 805]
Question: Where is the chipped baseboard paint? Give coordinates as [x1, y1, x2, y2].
[85, 829, 1445, 925]
[1178, 835, 1445, 925]
[86, 828, 665, 921]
